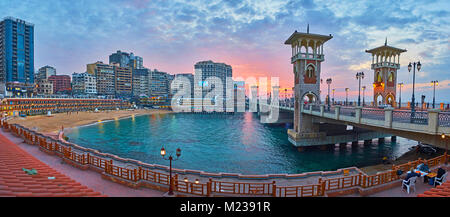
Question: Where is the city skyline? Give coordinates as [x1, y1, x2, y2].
[2, 0, 449, 102]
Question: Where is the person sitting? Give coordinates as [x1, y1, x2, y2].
[437, 167, 446, 179]
[417, 160, 430, 173]
[404, 167, 420, 189]
[417, 160, 431, 183]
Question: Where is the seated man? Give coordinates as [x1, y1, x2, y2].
[404, 168, 420, 189]
[436, 167, 446, 179]
[417, 160, 431, 183]
[417, 161, 430, 172]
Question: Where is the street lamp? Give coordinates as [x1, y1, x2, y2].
[431, 80, 438, 109]
[408, 61, 421, 122]
[362, 86, 366, 106]
[160, 146, 181, 196]
[442, 134, 448, 164]
[356, 72, 364, 106]
[345, 88, 349, 106]
[332, 89, 335, 105]
[326, 78, 332, 111]
[398, 83, 404, 109]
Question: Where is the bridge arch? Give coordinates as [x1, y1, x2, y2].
[386, 93, 395, 106]
[302, 92, 318, 104]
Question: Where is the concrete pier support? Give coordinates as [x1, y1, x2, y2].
[364, 139, 372, 145]
[339, 142, 347, 149]
[319, 144, 334, 150]
[391, 136, 397, 143]
[378, 137, 385, 144]
[351, 141, 359, 148]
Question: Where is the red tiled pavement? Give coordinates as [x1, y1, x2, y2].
[0, 132, 105, 197]
[418, 180, 450, 197]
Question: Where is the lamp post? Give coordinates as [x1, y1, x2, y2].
[408, 61, 421, 122]
[362, 86, 366, 106]
[345, 88, 349, 106]
[356, 72, 364, 106]
[326, 78, 332, 111]
[442, 134, 448, 164]
[431, 80, 438, 109]
[332, 89, 335, 105]
[398, 82, 404, 109]
[160, 146, 181, 196]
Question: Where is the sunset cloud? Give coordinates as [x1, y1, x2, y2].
[1, 0, 449, 102]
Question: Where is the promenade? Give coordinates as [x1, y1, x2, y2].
[2, 119, 448, 197]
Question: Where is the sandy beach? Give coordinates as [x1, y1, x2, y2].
[7, 109, 172, 134]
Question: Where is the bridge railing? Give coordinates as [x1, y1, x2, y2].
[438, 112, 450, 127]
[392, 110, 428, 125]
[361, 108, 384, 121]
[340, 107, 356, 117]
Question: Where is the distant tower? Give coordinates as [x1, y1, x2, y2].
[284, 27, 332, 134]
[365, 39, 406, 107]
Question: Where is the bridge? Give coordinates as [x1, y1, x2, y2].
[260, 101, 450, 150]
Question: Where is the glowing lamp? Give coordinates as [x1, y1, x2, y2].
[195, 179, 199, 184]
[184, 177, 188, 182]
[160, 147, 166, 157]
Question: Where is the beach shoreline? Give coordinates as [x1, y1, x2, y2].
[7, 109, 173, 134]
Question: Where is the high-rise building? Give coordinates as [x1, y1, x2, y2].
[194, 60, 232, 101]
[0, 17, 35, 97]
[129, 53, 143, 69]
[148, 69, 171, 97]
[36, 65, 56, 81]
[109, 50, 130, 68]
[87, 61, 115, 96]
[132, 68, 150, 97]
[109, 50, 144, 69]
[48, 75, 71, 94]
[113, 64, 132, 97]
[72, 72, 97, 96]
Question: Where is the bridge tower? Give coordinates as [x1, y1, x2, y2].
[284, 26, 332, 136]
[365, 39, 406, 107]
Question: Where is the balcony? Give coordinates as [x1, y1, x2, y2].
[371, 62, 400, 69]
[291, 53, 324, 63]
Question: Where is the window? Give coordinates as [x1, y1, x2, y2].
[306, 65, 315, 78]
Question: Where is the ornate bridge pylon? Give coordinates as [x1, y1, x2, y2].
[365, 39, 407, 107]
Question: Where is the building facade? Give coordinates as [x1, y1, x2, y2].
[194, 60, 232, 105]
[47, 75, 71, 94]
[87, 61, 115, 96]
[72, 72, 97, 96]
[36, 65, 56, 81]
[0, 17, 34, 97]
[148, 69, 171, 97]
[113, 65, 132, 97]
[34, 79, 53, 96]
[132, 68, 149, 97]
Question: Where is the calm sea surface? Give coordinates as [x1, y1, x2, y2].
[66, 112, 418, 175]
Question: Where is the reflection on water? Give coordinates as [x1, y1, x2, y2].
[66, 112, 418, 175]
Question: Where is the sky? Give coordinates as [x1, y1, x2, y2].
[2, 0, 450, 102]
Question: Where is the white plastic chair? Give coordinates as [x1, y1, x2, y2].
[434, 172, 447, 187]
[402, 176, 417, 194]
